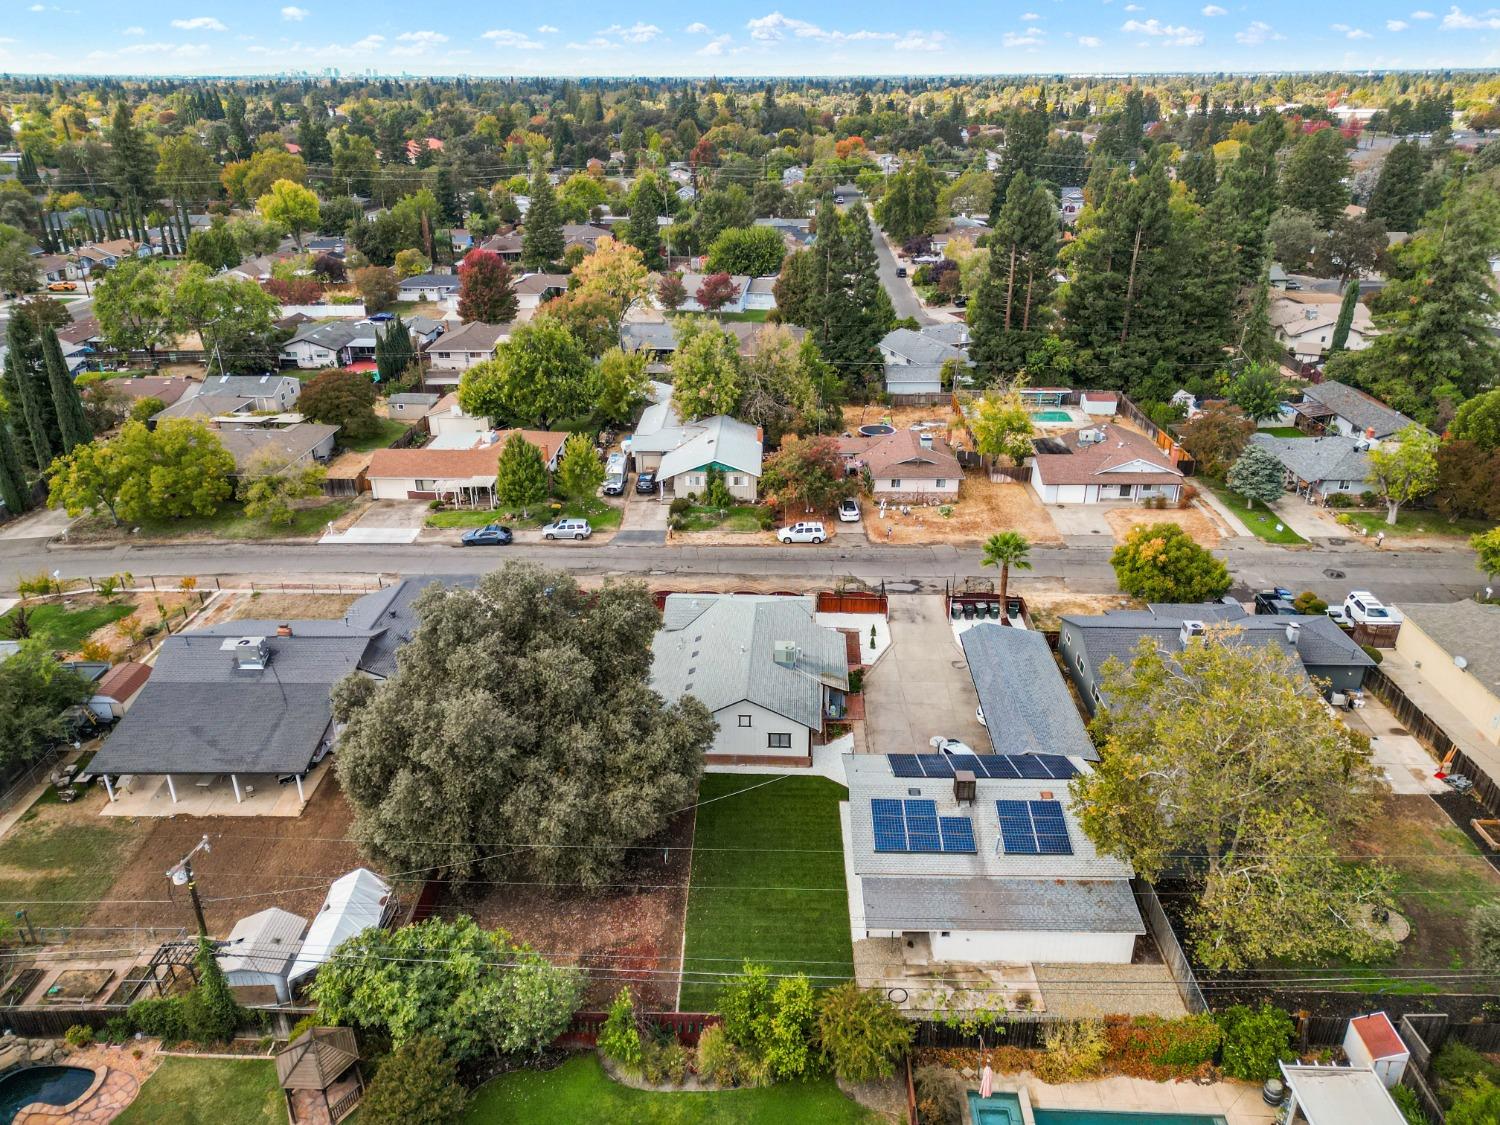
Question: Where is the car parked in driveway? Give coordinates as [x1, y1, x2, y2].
[930, 736, 978, 756]
[542, 518, 592, 540]
[635, 470, 657, 494]
[777, 521, 826, 544]
[460, 524, 513, 547]
[838, 498, 860, 522]
[1254, 589, 1298, 616]
[1344, 590, 1402, 625]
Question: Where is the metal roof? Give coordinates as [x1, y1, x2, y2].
[221, 907, 307, 977]
[1279, 1065, 1408, 1125]
[961, 624, 1099, 761]
[861, 875, 1144, 934]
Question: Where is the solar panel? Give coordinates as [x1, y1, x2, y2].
[887, 754, 924, 778]
[947, 754, 985, 777]
[996, 799, 1038, 854]
[980, 754, 1021, 779]
[904, 799, 942, 852]
[1012, 755, 1053, 779]
[1029, 799, 1074, 855]
[939, 816, 977, 853]
[1038, 755, 1080, 779]
[917, 754, 955, 778]
[872, 798, 907, 852]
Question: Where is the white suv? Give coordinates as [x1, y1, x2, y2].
[1343, 590, 1402, 625]
[542, 518, 592, 541]
[777, 521, 826, 544]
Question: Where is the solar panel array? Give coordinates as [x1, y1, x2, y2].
[871, 799, 978, 854]
[887, 753, 1078, 780]
[996, 799, 1074, 855]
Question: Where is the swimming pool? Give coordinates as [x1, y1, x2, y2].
[1031, 410, 1074, 423]
[969, 1093, 1228, 1125]
[0, 1066, 95, 1122]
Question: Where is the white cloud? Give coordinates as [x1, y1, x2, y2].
[352, 34, 384, 50]
[390, 29, 448, 55]
[1121, 17, 1204, 43]
[281, 6, 308, 20]
[1235, 20, 1282, 42]
[1003, 29, 1045, 45]
[600, 21, 662, 42]
[482, 28, 543, 49]
[1387, 18, 1409, 29]
[1411, 8, 1436, 16]
[566, 37, 615, 50]
[536, 24, 558, 33]
[1331, 22, 1373, 37]
[121, 25, 144, 35]
[685, 21, 713, 33]
[1123, 4, 1143, 10]
[1020, 11, 1042, 19]
[96, 40, 210, 57]
[697, 34, 731, 55]
[1078, 34, 1102, 45]
[1201, 4, 1228, 14]
[170, 16, 226, 31]
[744, 11, 895, 42]
[895, 30, 948, 50]
[1441, 5, 1500, 27]
[28, 3, 45, 10]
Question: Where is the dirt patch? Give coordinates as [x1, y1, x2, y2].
[1024, 587, 1141, 631]
[842, 402, 961, 438]
[219, 592, 362, 622]
[75, 592, 200, 656]
[87, 776, 370, 935]
[447, 809, 694, 1010]
[876, 470, 1061, 546]
[1103, 506, 1221, 548]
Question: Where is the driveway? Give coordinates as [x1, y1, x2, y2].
[1269, 496, 1354, 542]
[1045, 504, 1118, 545]
[1342, 694, 1445, 795]
[319, 499, 427, 545]
[862, 596, 988, 756]
[0, 507, 74, 542]
[614, 489, 667, 546]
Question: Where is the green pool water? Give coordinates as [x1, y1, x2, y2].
[1031, 410, 1074, 422]
[968, 1093, 1228, 1125]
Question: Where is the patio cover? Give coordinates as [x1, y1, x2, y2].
[287, 868, 392, 983]
[1279, 1064, 1407, 1125]
[276, 1027, 360, 1091]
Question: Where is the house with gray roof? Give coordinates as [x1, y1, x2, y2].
[879, 327, 967, 369]
[651, 594, 848, 765]
[843, 753, 1143, 965]
[629, 385, 763, 501]
[883, 363, 945, 401]
[1292, 381, 1417, 443]
[1249, 432, 1373, 500]
[155, 373, 302, 420]
[1058, 602, 1374, 716]
[396, 272, 459, 301]
[961, 624, 1098, 761]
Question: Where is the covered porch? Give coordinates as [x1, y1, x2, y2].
[98, 756, 333, 818]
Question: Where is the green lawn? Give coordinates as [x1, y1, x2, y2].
[0, 804, 146, 928]
[680, 775, 853, 1013]
[114, 1057, 284, 1125]
[465, 1054, 879, 1125]
[425, 497, 623, 531]
[1342, 509, 1494, 538]
[128, 500, 354, 541]
[340, 417, 410, 453]
[1203, 480, 1307, 545]
[713, 309, 771, 323]
[1259, 426, 1306, 438]
[677, 504, 765, 533]
[2, 600, 135, 651]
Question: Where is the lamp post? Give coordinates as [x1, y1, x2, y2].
[167, 835, 212, 937]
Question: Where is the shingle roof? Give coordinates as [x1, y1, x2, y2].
[366, 443, 503, 482]
[430, 320, 510, 356]
[1031, 424, 1182, 487]
[862, 876, 1144, 933]
[1250, 433, 1372, 485]
[398, 272, 459, 289]
[1300, 380, 1416, 438]
[839, 428, 961, 481]
[1400, 602, 1500, 697]
[656, 415, 763, 480]
[961, 624, 1099, 761]
[880, 327, 966, 367]
[652, 595, 848, 729]
[215, 423, 338, 470]
[198, 374, 300, 398]
[284, 321, 363, 351]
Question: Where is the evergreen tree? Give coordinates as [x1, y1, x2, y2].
[969, 171, 1059, 378]
[875, 155, 940, 243]
[0, 417, 29, 516]
[1279, 127, 1350, 227]
[1329, 280, 1359, 355]
[494, 432, 549, 514]
[557, 434, 605, 499]
[107, 98, 156, 217]
[811, 201, 891, 395]
[624, 172, 666, 270]
[521, 167, 564, 271]
[2, 314, 56, 468]
[1208, 113, 1283, 286]
[1179, 148, 1218, 203]
[1237, 261, 1282, 364]
[1367, 139, 1425, 233]
[41, 328, 89, 453]
[991, 97, 1048, 216]
[374, 317, 415, 386]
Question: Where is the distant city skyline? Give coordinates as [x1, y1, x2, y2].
[3, 1, 1498, 76]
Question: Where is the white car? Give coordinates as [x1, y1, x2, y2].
[777, 521, 826, 544]
[542, 518, 592, 541]
[837, 498, 861, 523]
[930, 736, 978, 756]
[976, 705, 987, 728]
[1325, 605, 1350, 627]
[1343, 590, 1402, 626]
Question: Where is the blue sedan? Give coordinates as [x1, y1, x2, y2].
[460, 524, 514, 547]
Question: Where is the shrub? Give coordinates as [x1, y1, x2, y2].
[758, 510, 775, 531]
[669, 515, 688, 531]
[1449, 1076, 1500, 1124]
[1217, 1004, 1294, 1081]
[1292, 591, 1328, 615]
[1361, 644, 1384, 664]
[287, 1013, 321, 1043]
[1177, 483, 1199, 509]
[64, 1024, 95, 1048]
[1327, 492, 1354, 508]
[696, 1024, 745, 1087]
[1471, 904, 1500, 975]
[180, 936, 248, 1043]
[1360, 490, 1380, 506]
[129, 996, 187, 1042]
[1390, 1084, 1426, 1125]
[815, 983, 913, 1082]
[1108, 1014, 1220, 1075]
[669, 497, 692, 516]
[1336, 512, 1357, 526]
[914, 1064, 966, 1125]
[764, 974, 819, 1080]
[1434, 1040, 1500, 1088]
[640, 1036, 691, 1086]
[102, 1016, 133, 1045]
[359, 1036, 468, 1125]
[1033, 1020, 1108, 1084]
[848, 669, 865, 693]
[598, 988, 644, 1073]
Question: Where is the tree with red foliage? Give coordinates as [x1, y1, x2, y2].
[760, 435, 847, 514]
[694, 272, 740, 313]
[263, 277, 325, 304]
[457, 248, 518, 324]
[656, 272, 687, 311]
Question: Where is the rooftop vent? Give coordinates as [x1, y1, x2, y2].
[276, 623, 293, 638]
[1179, 620, 1206, 644]
[953, 770, 976, 804]
[1286, 621, 1301, 645]
[918, 432, 933, 449]
[772, 640, 799, 667]
[226, 636, 270, 670]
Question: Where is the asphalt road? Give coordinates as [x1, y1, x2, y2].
[865, 209, 932, 325]
[0, 535, 1483, 606]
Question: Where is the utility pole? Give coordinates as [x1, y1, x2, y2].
[167, 835, 212, 937]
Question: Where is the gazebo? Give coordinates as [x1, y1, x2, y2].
[276, 1026, 364, 1124]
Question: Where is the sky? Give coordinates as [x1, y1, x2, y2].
[4, 1, 1500, 76]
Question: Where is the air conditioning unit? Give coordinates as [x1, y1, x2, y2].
[1077, 428, 1106, 445]
[772, 641, 799, 667]
[1179, 620, 1205, 643]
[226, 636, 270, 670]
[1286, 621, 1301, 645]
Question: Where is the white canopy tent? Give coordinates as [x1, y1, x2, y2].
[287, 868, 393, 985]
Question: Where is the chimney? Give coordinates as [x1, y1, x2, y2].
[277, 623, 293, 637]
[954, 770, 976, 804]
[1286, 621, 1301, 646]
[1179, 620, 1205, 644]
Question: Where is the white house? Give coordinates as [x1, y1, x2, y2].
[397, 272, 459, 302]
[651, 594, 849, 766]
[279, 320, 379, 370]
[424, 392, 491, 441]
[838, 428, 962, 502]
[426, 321, 511, 387]
[1030, 424, 1184, 505]
[844, 753, 1144, 964]
[365, 429, 567, 505]
[629, 385, 763, 502]
[513, 272, 569, 312]
[1270, 292, 1377, 363]
[669, 272, 753, 314]
[156, 374, 302, 420]
[880, 327, 967, 369]
[1079, 391, 1119, 417]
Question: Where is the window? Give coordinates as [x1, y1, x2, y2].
[731, 475, 745, 487]
[738, 715, 752, 728]
[935, 478, 947, 488]
[889, 478, 902, 488]
[414, 479, 437, 490]
[768, 733, 792, 749]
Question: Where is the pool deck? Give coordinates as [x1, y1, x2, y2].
[15, 1042, 159, 1124]
[980, 1072, 1276, 1125]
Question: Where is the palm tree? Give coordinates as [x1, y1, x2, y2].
[980, 531, 1033, 600]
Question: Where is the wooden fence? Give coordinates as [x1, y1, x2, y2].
[1365, 667, 1500, 816]
[1133, 879, 1208, 1015]
[815, 590, 889, 617]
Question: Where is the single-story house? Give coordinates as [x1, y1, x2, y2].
[1029, 424, 1183, 505]
[366, 429, 567, 504]
[1059, 186, 1085, 225]
[222, 907, 307, 1002]
[1290, 380, 1417, 443]
[920, 322, 971, 350]
[1393, 602, 1500, 747]
[744, 276, 777, 311]
[424, 392, 489, 441]
[1277, 1064, 1407, 1125]
[513, 272, 569, 311]
[884, 364, 945, 401]
[86, 661, 152, 720]
[279, 321, 379, 370]
[844, 753, 1144, 964]
[426, 321, 511, 385]
[879, 327, 968, 370]
[620, 320, 805, 367]
[386, 392, 440, 422]
[667, 272, 754, 314]
[651, 594, 849, 766]
[155, 374, 302, 420]
[56, 316, 103, 349]
[629, 386, 762, 502]
[1248, 433, 1373, 499]
[929, 216, 990, 253]
[68, 239, 147, 277]
[34, 254, 69, 284]
[287, 869, 393, 985]
[405, 315, 446, 347]
[754, 216, 813, 250]
[480, 230, 524, 260]
[1271, 292, 1377, 363]
[89, 374, 194, 409]
[215, 421, 340, 473]
[1058, 603, 1375, 716]
[397, 272, 459, 302]
[305, 236, 344, 257]
[961, 624, 1098, 760]
[562, 223, 613, 253]
[839, 428, 961, 502]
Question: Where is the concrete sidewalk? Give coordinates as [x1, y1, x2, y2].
[1195, 488, 1252, 537]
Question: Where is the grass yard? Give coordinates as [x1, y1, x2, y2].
[1203, 480, 1307, 545]
[0, 800, 146, 928]
[680, 775, 853, 1013]
[114, 1057, 283, 1125]
[1259, 427, 1306, 438]
[130, 500, 353, 541]
[426, 497, 624, 531]
[713, 309, 772, 322]
[340, 417, 410, 453]
[465, 1054, 880, 1125]
[1342, 509, 1494, 539]
[1, 599, 135, 651]
[677, 504, 765, 533]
